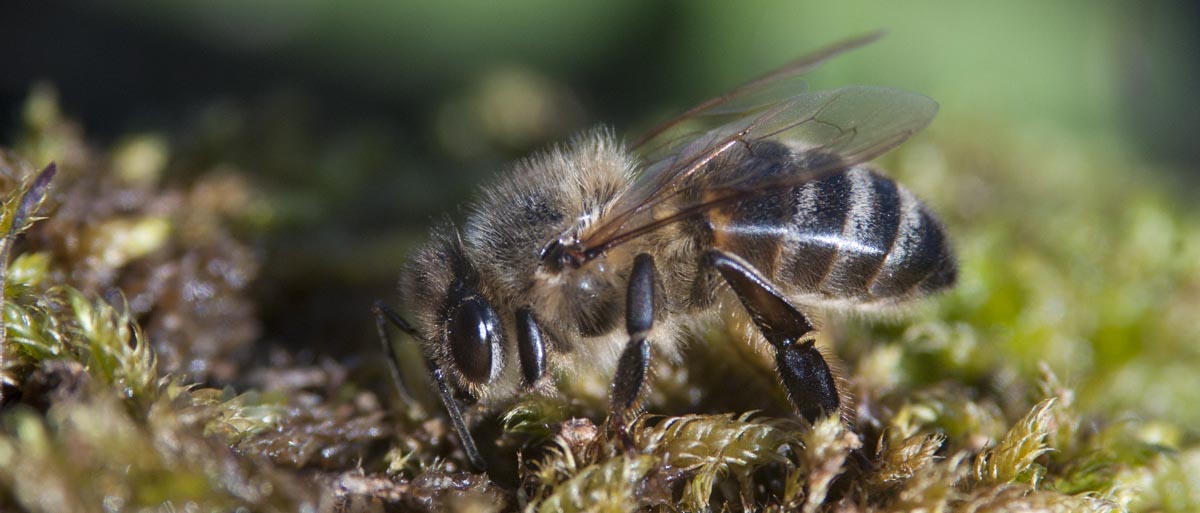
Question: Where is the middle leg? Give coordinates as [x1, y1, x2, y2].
[609, 253, 658, 440]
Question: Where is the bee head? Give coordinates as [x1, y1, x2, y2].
[400, 224, 506, 397]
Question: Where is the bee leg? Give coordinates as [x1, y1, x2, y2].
[515, 308, 547, 387]
[706, 250, 841, 422]
[373, 301, 488, 472]
[609, 253, 658, 447]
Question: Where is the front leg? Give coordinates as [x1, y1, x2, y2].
[516, 308, 548, 388]
[706, 250, 841, 422]
[609, 253, 658, 439]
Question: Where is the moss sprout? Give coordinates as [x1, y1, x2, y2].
[637, 413, 800, 510]
[528, 455, 659, 513]
[972, 398, 1057, 486]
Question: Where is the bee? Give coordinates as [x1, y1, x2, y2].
[374, 33, 955, 470]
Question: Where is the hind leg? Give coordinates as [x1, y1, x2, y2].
[706, 250, 840, 422]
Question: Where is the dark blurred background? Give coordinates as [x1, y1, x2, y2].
[2, 0, 1198, 361]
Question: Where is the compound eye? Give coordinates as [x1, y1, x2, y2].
[447, 298, 501, 384]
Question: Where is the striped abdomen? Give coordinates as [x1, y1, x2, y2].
[707, 165, 956, 306]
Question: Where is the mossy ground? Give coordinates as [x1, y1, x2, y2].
[1, 86, 1198, 512]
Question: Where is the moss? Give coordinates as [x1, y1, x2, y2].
[1, 85, 1199, 512]
[972, 398, 1057, 486]
[638, 413, 801, 510]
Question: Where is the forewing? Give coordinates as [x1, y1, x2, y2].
[635, 75, 809, 166]
[578, 85, 937, 255]
[632, 31, 884, 151]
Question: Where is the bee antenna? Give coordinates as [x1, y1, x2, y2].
[373, 300, 420, 339]
[372, 300, 488, 471]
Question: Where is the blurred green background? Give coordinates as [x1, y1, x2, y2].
[2, 1, 1199, 429]
[5, 1, 1197, 153]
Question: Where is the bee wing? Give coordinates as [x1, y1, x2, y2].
[632, 31, 884, 152]
[577, 85, 937, 256]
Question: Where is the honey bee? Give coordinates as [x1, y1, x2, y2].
[374, 33, 955, 470]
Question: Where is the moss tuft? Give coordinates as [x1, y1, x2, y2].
[638, 412, 800, 510]
[973, 398, 1057, 486]
[528, 455, 659, 513]
[2, 82, 1199, 512]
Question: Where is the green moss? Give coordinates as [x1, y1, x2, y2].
[972, 398, 1056, 486]
[529, 454, 660, 513]
[638, 413, 800, 510]
[1, 81, 1199, 512]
